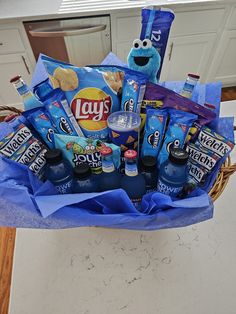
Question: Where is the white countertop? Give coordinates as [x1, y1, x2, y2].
[0, 0, 229, 22]
[9, 102, 236, 314]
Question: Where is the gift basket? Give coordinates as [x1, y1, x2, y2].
[0, 7, 235, 230]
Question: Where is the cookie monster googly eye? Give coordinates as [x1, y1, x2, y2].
[133, 39, 142, 49]
[142, 39, 152, 49]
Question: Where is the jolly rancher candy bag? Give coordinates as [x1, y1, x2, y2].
[41, 55, 123, 141]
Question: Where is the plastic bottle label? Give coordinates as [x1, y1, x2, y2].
[125, 162, 138, 177]
[157, 178, 183, 197]
[102, 159, 115, 173]
[56, 179, 73, 194]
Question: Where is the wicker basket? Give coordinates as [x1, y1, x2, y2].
[0, 105, 235, 202]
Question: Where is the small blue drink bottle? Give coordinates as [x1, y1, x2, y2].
[157, 146, 189, 198]
[72, 163, 98, 193]
[10, 75, 44, 111]
[44, 149, 73, 194]
[120, 149, 146, 208]
[100, 146, 121, 191]
[140, 156, 157, 193]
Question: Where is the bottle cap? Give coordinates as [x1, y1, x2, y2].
[188, 73, 200, 80]
[45, 149, 63, 164]
[100, 146, 112, 156]
[124, 149, 137, 159]
[169, 147, 189, 165]
[73, 163, 91, 179]
[140, 156, 157, 170]
[10, 75, 21, 83]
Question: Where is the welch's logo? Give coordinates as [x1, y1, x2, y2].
[0, 125, 31, 157]
[198, 129, 233, 157]
[147, 130, 159, 148]
[186, 144, 218, 171]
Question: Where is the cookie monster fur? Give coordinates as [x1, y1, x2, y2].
[127, 39, 161, 84]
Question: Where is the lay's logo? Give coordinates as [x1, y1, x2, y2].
[71, 88, 112, 131]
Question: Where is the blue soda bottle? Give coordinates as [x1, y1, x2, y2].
[157, 146, 189, 198]
[10, 75, 44, 111]
[72, 163, 98, 193]
[140, 156, 157, 193]
[44, 149, 73, 194]
[100, 146, 121, 191]
[120, 149, 146, 207]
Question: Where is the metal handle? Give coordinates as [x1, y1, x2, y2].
[168, 42, 174, 61]
[29, 24, 106, 38]
[21, 56, 30, 75]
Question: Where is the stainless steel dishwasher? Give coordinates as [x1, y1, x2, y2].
[24, 15, 111, 66]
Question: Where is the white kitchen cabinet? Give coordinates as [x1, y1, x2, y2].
[0, 53, 32, 107]
[207, 31, 236, 86]
[160, 33, 216, 82]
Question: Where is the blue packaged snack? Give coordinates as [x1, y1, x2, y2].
[141, 108, 168, 158]
[158, 109, 197, 166]
[121, 72, 147, 113]
[41, 55, 122, 141]
[54, 133, 121, 174]
[23, 108, 57, 149]
[44, 88, 84, 137]
[0, 121, 47, 178]
[140, 8, 175, 80]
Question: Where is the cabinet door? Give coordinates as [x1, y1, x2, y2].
[160, 34, 216, 82]
[0, 53, 32, 107]
[207, 30, 236, 86]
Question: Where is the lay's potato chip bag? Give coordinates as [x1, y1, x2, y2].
[41, 55, 122, 141]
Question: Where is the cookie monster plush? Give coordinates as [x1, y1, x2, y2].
[127, 39, 161, 84]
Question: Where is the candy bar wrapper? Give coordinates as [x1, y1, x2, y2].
[54, 133, 121, 174]
[158, 109, 197, 166]
[0, 121, 47, 178]
[141, 108, 168, 158]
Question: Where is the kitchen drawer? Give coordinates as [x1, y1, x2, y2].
[170, 7, 226, 37]
[227, 5, 236, 30]
[0, 29, 25, 54]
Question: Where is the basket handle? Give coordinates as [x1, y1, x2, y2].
[0, 105, 22, 115]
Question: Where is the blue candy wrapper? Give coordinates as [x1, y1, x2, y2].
[158, 109, 197, 166]
[141, 108, 168, 158]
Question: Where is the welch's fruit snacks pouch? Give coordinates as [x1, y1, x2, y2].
[54, 133, 121, 174]
[41, 55, 122, 141]
[0, 120, 47, 178]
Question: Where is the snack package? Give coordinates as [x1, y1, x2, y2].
[140, 8, 175, 80]
[196, 126, 235, 158]
[23, 108, 57, 149]
[121, 71, 147, 114]
[41, 55, 122, 141]
[54, 133, 121, 174]
[141, 108, 168, 158]
[158, 109, 197, 166]
[141, 82, 173, 132]
[43, 88, 84, 137]
[0, 121, 47, 178]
